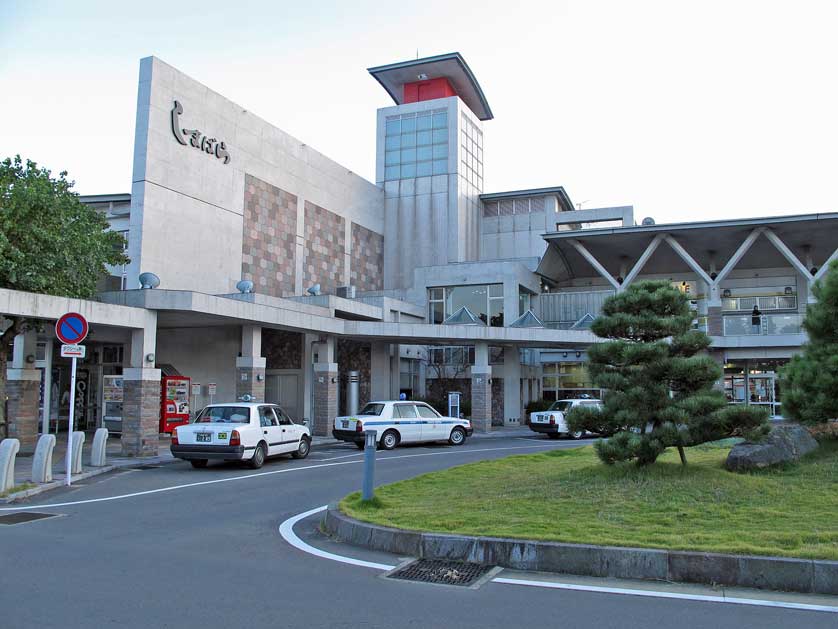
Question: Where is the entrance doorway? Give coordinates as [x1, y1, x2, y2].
[266, 374, 299, 421]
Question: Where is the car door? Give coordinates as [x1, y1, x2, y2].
[273, 405, 300, 454]
[258, 406, 284, 456]
[392, 403, 420, 443]
[415, 403, 445, 440]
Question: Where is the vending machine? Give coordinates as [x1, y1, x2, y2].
[160, 373, 191, 433]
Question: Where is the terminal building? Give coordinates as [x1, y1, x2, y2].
[3, 53, 837, 455]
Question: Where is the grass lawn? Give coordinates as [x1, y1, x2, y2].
[0, 482, 36, 498]
[341, 441, 838, 560]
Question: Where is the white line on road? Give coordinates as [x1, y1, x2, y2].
[277, 506, 838, 615]
[0, 442, 565, 512]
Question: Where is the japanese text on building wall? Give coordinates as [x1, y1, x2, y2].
[170, 100, 231, 164]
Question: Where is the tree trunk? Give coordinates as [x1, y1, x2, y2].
[677, 444, 688, 466]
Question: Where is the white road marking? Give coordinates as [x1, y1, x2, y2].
[278, 506, 838, 615]
[0, 442, 565, 511]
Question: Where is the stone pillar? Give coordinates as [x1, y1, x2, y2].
[236, 325, 265, 402]
[122, 368, 161, 457]
[5, 330, 40, 452]
[707, 305, 723, 336]
[503, 345, 522, 425]
[471, 342, 492, 433]
[121, 322, 160, 457]
[313, 337, 338, 436]
[370, 341, 390, 402]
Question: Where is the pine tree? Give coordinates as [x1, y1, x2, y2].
[567, 281, 768, 466]
[780, 260, 838, 424]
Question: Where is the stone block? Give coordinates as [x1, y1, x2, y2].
[0, 438, 20, 492]
[535, 542, 607, 577]
[420, 533, 476, 560]
[32, 434, 56, 483]
[122, 378, 161, 457]
[668, 551, 740, 586]
[726, 424, 819, 471]
[90, 428, 108, 467]
[599, 546, 668, 581]
[737, 555, 814, 592]
[5, 378, 40, 452]
[812, 560, 838, 595]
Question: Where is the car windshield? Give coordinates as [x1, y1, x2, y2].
[548, 401, 574, 412]
[195, 406, 251, 423]
[358, 403, 384, 416]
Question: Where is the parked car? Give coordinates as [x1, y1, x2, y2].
[332, 401, 473, 450]
[528, 398, 602, 439]
[171, 403, 311, 468]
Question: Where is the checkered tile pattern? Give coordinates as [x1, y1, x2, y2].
[303, 201, 345, 293]
[350, 222, 384, 292]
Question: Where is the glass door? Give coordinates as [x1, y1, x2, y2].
[748, 373, 778, 417]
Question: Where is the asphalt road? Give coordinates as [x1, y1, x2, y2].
[0, 434, 834, 629]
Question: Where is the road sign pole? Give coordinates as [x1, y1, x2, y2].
[66, 356, 77, 486]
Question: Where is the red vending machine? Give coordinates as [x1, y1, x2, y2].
[159, 366, 191, 433]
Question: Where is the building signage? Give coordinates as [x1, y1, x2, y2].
[170, 100, 231, 164]
[60, 344, 86, 358]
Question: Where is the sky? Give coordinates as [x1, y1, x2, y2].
[1, 0, 836, 224]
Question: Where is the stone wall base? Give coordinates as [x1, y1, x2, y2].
[5, 378, 40, 452]
[122, 379, 160, 457]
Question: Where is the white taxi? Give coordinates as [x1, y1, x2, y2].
[529, 398, 602, 439]
[171, 403, 311, 468]
[332, 401, 473, 450]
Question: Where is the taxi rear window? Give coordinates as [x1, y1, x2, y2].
[359, 403, 384, 416]
[195, 406, 251, 423]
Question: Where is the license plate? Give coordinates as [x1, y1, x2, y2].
[197, 433, 212, 442]
[341, 420, 349, 428]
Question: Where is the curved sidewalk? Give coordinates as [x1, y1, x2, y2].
[324, 505, 838, 596]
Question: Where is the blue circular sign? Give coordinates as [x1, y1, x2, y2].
[55, 312, 89, 345]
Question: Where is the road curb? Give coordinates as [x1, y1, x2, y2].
[0, 456, 178, 504]
[323, 505, 838, 595]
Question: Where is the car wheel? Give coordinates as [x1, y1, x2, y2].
[249, 443, 266, 469]
[547, 433, 560, 439]
[571, 431, 583, 440]
[292, 437, 311, 459]
[379, 430, 399, 450]
[190, 459, 208, 468]
[355, 442, 365, 450]
[448, 427, 466, 446]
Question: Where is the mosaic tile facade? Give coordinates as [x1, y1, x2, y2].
[350, 222, 384, 292]
[242, 174, 297, 297]
[303, 201, 345, 294]
[263, 329, 303, 370]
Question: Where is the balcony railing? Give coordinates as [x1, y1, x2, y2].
[723, 313, 803, 336]
[721, 295, 797, 312]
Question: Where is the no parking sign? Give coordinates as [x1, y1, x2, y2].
[55, 312, 89, 345]
[55, 312, 88, 487]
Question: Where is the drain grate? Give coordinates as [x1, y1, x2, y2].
[131, 465, 161, 470]
[0, 512, 61, 526]
[385, 559, 495, 587]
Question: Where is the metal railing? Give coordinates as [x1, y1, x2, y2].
[723, 313, 803, 336]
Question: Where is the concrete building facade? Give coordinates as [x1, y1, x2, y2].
[2, 52, 837, 454]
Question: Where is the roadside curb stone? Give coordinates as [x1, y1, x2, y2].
[323, 506, 838, 595]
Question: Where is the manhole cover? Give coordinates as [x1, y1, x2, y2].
[0, 512, 61, 526]
[384, 559, 496, 588]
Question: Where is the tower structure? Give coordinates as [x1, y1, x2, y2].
[369, 53, 493, 289]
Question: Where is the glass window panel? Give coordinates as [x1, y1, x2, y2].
[385, 151, 399, 166]
[489, 284, 503, 298]
[489, 299, 504, 327]
[416, 161, 432, 177]
[401, 162, 416, 178]
[417, 114, 433, 130]
[385, 119, 400, 135]
[432, 159, 447, 175]
[432, 129, 447, 143]
[385, 134, 401, 150]
[401, 133, 416, 148]
[446, 285, 488, 323]
[400, 148, 416, 163]
[432, 144, 447, 159]
[430, 287, 444, 300]
[417, 145, 432, 161]
[384, 165, 399, 180]
[433, 112, 447, 128]
[401, 117, 416, 133]
[417, 130, 432, 146]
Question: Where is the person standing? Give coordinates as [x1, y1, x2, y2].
[751, 305, 762, 334]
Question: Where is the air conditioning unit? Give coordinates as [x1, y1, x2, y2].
[336, 285, 356, 299]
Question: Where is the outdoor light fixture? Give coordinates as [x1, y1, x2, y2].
[617, 276, 624, 285]
[417, 73, 428, 80]
[784, 286, 793, 295]
[710, 272, 718, 280]
[562, 351, 568, 358]
[575, 351, 582, 358]
[145, 353, 155, 363]
[722, 289, 732, 298]
[139, 272, 160, 289]
[811, 267, 818, 275]
[25, 354, 35, 364]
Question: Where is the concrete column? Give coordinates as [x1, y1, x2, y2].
[122, 320, 160, 457]
[121, 368, 161, 457]
[390, 344, 400, 399]
[471, 342, 492, 433]
[370, 341, 390, 402]
[302, 333, 317, 424]
[503, 346, 522, 425]
[313, 337, 338, 436]
[236, 325, 265, 402]
[707, 306, 723, 336]
[6, 330, 40, 452]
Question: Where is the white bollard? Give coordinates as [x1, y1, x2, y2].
[66, 431, 85, 475]
[90, 428, 108, 467]
[32, 434, 56, 483]
[0, 438, 21, 493]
